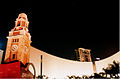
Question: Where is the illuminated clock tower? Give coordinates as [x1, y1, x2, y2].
[4, 13, 32, 65]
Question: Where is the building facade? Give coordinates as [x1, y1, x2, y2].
[78, 48, 92, 62]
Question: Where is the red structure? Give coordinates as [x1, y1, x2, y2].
[0, 62, 20, 78]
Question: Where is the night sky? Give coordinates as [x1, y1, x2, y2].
[0, 0, 119, 61]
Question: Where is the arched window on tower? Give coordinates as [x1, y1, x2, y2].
[17, 21, 20, 26]
[12, 54, 16, 59]
[21, 21, 26, 27]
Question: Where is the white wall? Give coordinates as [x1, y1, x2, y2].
[29, 47, 94, 79]
[95, 51, 120, 73]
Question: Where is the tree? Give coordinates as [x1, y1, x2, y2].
[103, 60, 119, 78]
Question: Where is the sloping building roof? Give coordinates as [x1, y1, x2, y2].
[29, 46, 120, 79]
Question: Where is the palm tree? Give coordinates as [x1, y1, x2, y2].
[112, 60, 119, 77]
[102, 60, 119, 78]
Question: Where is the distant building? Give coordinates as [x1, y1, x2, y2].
[78, 48, 92, 62]
[0, 50, 3, 64]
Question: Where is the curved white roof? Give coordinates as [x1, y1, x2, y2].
[29, 46, 120, 79]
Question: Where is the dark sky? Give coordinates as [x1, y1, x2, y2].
[0, 0, 119, 61]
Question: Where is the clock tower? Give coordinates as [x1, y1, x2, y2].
[4, 13, 32, 65]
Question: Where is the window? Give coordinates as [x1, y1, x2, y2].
[17, 39, 19, 42]
[12, 39, 19, 43]
[12, 54, 16, 59]
[21, 21, 26, 26]
[17, 21, 20, 26]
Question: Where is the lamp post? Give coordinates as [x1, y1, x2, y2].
[92, 61, 97, 73]
[38, 55, 43, 79]
[40, 55, 43, 79]
[92, 57, 101, 74]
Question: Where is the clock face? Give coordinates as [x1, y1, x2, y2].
[11, 45, 18, 52]
[24, 46, 28, 52]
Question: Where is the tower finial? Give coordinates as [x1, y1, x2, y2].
[15, 13, 29, 28]
[18, 13, 28, 20]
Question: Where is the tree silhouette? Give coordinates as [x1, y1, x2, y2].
[103, 60, 119, 78]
